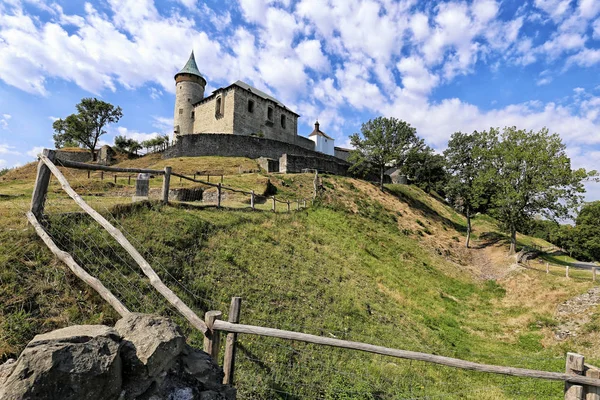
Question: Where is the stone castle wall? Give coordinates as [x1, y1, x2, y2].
[279, 153, 350, 175]
[165, 133, 325, 160]
[55, 149, 93, 163]
[192, 87, 235, 134]
[232, 87, 298, 142]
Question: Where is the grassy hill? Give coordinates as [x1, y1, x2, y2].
[1, 154, 599, 398]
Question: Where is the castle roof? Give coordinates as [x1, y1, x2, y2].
[308, 121, 334, 140]
[174, 51, 204, 80]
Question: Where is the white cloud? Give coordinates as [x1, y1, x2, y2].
[149, 87, 163, 100]
[566, 48, 600, 67]
[295, 39, 329, 72]
[0, 143, 20, 155]
[0, 114, 11, 129]
[0, 159, 6, 168]
[26, 146, 45, 159]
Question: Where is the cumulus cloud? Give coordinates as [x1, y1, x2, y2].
[26, 146, 45, 159]
[0, 114, 11, 129]
[0, 143, 20, 155]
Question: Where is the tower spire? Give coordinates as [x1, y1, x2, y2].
[174, 50, 204, 80]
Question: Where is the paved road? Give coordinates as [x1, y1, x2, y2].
[570, 261, 600, 270]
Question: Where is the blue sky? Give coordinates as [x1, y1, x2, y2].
[0, 0, 599, 200]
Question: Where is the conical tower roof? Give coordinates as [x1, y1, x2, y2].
[174, 51, 204, 80]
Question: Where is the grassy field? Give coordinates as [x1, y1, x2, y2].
[1, 155, 599, 398]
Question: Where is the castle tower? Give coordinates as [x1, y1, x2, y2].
[173, 51, 206, 139]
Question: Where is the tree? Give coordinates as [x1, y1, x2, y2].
[114, 135, 141, 155]
[572, 201, 600, 261]
[443, 131, 488, 248]
[349, 117, 423, 190]
[482, 126, 592, 254]
[403, 146, 447, 195]
[52, 98, 123, 161]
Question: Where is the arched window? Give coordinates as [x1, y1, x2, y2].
[215, 97, 222, 118]
[247, 99, 254, 113]
[280, 114, 286, 129]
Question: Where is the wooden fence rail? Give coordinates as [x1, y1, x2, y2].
[209, 310, 600, 393]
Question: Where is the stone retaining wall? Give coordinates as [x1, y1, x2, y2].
[279, 153, 350, 175]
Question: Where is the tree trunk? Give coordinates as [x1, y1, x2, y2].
[90, 148, 97, 161]
[465, 208, 471, 249]
[379, 166, 384, 191]
[509, 225, 517, 254]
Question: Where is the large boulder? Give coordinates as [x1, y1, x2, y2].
[115, 313, 186, 399]
[0, 325, 122, 400]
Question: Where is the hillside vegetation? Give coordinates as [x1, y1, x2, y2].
[1, 154, 599, 399]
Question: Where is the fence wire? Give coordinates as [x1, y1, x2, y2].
[0, 159, 573, 398]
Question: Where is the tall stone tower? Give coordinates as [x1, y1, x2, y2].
[173, 51, 206, 139]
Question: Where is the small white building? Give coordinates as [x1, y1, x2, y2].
[308, 121, 335, 156]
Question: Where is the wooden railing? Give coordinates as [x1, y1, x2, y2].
[27, 149, 600, 398]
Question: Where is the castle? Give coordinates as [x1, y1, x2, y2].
[166, 51, 351, 174]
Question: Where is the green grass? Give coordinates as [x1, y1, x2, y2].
[1, 154, 597, 398]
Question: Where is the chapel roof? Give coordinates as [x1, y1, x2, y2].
[174, 51, 204, 79]
[308, 121, 334, 140]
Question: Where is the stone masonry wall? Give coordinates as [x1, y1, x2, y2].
[232, 87, 298, 142]
[55, 149, 94, 163]
[279, 153, 350, 175]
[192, 87, 235, 134]
[164, 133, 332, 160]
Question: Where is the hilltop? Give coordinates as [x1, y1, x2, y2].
[1, 153, 599, 398]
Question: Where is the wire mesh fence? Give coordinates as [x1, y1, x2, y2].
[0, 155, 586, 398]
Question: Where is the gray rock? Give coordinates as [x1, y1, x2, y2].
[0, 359, 16, 386]
[180, 346, 224, 392]
[115, 314, 185, 399]
[0, 325, 122, 400]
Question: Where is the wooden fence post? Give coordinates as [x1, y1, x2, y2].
[207, 174, 210, 182]
[87, 170, 90, 179]
[223, 297, 242, 385]
[547, 262, 550, 274]
[217, 183, 222, 208]
[593, 267, 597, 283]
[162, 166, 171, 204]
[303, 199, 306, 208]
[585, 363, 600, 400]
[101, 171, 104, 180]
[250, 190, 255, 210]
[31, 149, 56, 219]
[287, 200, 290, 213]
[272, 196, 276, 212]
[221, 174, 224, 184]
[565, 352, 585, 399]
[203, 311, 223, 362]
[566, 266, 570, 279]
[128, 175, 131, 185]
[297, 199, 300, 211]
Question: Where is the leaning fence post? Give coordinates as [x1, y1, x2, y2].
[250, 190, 255, 210]
[223, 297, 242, 385]
[31, 149, 56, 219]
[217, 183, 222, 208]
[565, 352, 585, 399]
[203, 311, 223, 362]
[272, 196, 276, 212]
[162, 166, 171, 204]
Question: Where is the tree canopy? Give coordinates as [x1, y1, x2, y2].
[444, 131, 488, 248]
[53, 98, 123, 160]
[349, 116, 423, 190]
[481, 126, 591, 254]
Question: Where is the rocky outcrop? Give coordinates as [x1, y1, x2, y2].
[0, 314, 235, 400]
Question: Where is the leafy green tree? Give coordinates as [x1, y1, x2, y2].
[349, 117, 423, 190]
[482, 126, 592, 254]
[443, 131, 488, 248]
[52, 98, 123, 161]
[114, 135, 141, 155]
[572, 201, 600, 261]
[403, 146, 447, 195]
